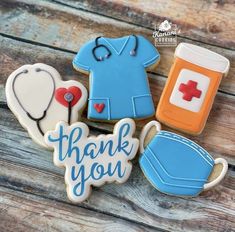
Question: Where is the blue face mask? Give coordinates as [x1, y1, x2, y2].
[139, 121, 228, 197]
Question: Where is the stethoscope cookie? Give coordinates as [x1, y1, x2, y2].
[5, 63, 88, 147]
[73, 35, 160, 121]
[44, 118, 139, 202]
[139, 121, 228, 197]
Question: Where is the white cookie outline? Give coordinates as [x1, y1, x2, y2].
[139, 121, 228, 195]
[5, 63, 88, 147]
[45, 118, 139, 202]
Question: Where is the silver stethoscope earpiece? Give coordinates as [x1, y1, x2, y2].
[92, 35, 138, 61]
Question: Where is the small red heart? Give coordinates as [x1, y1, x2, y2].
[94, 103, 105, 113]
[55, 86, 82, 107]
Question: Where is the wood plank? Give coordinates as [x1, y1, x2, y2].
[0, 0, 234, 94]
[0, 157, 234, 231]
[0, 187, 159, 232]
[0, 36, 235, 164]
[1, 1, 234, 231]
[55, 0, 235, 49]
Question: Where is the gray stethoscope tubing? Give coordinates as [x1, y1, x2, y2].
[12, 68, 56, 136]
[92, 34, 138, 61]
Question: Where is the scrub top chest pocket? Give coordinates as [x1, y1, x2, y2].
[156, 43, 230, 135]
[73, 35, 160, 121]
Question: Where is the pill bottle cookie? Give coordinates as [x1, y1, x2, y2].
[73, 35, 160, 121]
[156, 43, 230, 135]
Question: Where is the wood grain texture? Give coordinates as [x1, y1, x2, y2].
[0, 94, 234, 231]
[0, 187, 159, 232]
[0, 154, 234, 232]
[1, 35, 235, 164]
[0, 84, 235, 231]
[0, 0, 234, 94]
[54, 0, 235, 49]
[0, 1, 235, 231]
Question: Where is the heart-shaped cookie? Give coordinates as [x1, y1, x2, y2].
[5, 63, 88, 147]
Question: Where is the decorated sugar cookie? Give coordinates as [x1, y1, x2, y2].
[156, 43, 230, 135]
[45, 118, 139, 202]
[5, 63, 87, 147]
[139, 121, 228, 197]
[73, 35, 160, 121]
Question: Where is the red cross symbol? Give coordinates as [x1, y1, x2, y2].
[179, 80, 202, 101]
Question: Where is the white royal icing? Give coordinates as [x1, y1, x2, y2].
[5, 63, 88, 147]
[170, 69, 210, 112]
[44, 118, 139, 202]
[175, 43, 230, 74]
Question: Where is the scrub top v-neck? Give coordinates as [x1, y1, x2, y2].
[73, 35, 160, 120]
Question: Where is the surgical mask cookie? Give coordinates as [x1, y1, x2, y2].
[139, 121, 228, 197]
[73, 35, 160, 121]
[156, 43, 230, 135]
[45, 118, 139, 202]
[5, 63, 88, 147]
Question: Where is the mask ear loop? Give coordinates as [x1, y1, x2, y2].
[12, 68, 56, 136]
[92, 36, 112, 61]
[139, 121, 161, 153]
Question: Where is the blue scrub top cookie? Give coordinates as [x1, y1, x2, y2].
[73, 35, 160, 120]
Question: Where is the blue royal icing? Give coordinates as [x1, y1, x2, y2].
[139, 129, 215, 196]
[73, 35, 160, 120]
[45, 118, 139, 202]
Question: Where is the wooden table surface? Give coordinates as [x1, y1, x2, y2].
[0, 1, 234, 231]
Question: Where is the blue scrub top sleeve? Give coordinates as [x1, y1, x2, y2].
[73, 40, 95, 72]
[137, 35, 160, 68]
